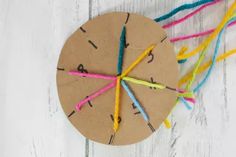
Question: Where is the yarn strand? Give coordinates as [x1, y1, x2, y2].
[177, 1, 236, 60]
[185, 47, 209, 90]
[122, 76, 166, 89]
[179, 49, 236, 87]
[170, 20, 236, 42]
[121, 80, 149, 122]
[155, 0, 213, 22]
[194, 17, 236, 92]
[113, 77, 121, 132]
[164, 119, 171, 128]
[117, 26, 126, 75]
[121, 44, 156, 78]
[76, 81, 116, 110]
[68, 71, 116, 80]
[163, 0, 220, 29]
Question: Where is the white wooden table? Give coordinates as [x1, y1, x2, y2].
[1, 0, 236, 156]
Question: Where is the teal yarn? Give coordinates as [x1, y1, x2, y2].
[193, 17, 236, 92]
[178, 59, 187, 64]
[117, 26, 126, 75]
[155, 0, 214, 22]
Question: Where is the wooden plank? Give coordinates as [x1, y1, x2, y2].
[170, 1, 236, 157]
[165, 1, 202, 157]
[222, 1, 236, 156]
[1, 0, 236, 157]
[0, 0, 89, 157]
[173, 1, 228, 157]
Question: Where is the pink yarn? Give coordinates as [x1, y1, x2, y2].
[76, 81, 116, 110]
[176, 89, 196, 104]
[176, 88, 185, 93]
[170, 19, 236, 42]
[68, 71, 116, 80]
[184, 97, 196, 104]
[163, 0, 221, 29]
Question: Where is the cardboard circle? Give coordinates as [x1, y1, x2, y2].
[57, 12, 179, 145]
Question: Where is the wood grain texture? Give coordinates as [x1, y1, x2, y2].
[1, 0, 236, 157]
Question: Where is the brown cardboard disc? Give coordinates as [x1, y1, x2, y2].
[56, 12, 179, 145]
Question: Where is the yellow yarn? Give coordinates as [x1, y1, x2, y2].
[178, 91, 195, 98]
[178, 49, 236, 87]
[177, 46, 188, 56]
[122, 76, 166, 89]
[186, 47, 209, 90]
[113, 76, 121, 132]
[164, 119, 171, 129]
[177, 1, 236, 60]
[121, 44, 156, 78]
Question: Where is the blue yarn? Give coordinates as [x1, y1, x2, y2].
[117, 26, 126, 75]
[154, 0, 213, 22]
[193, 17, 236, 93]
[179, 97, 192, 110]
[121, 80, 149, 122]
